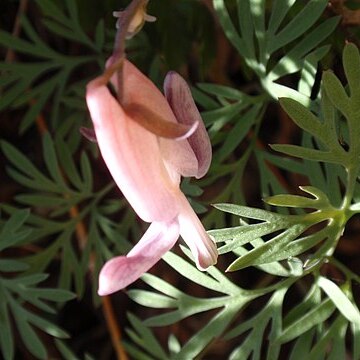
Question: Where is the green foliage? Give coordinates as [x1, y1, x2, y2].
[0, 131, 133, 308]
[0, 210, 75, 360]
[1, 0, 360, 359]
[0, 0, 105, 133]
[213, 0, 340, 104]
[211, 184, 347, 272]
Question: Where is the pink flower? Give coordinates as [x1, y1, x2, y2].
[86, 59, 217, 296]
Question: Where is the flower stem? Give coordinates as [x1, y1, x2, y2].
[111, 0, 149, 103]
[102, 296, 129, 360]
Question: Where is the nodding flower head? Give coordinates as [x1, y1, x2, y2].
[85, 0, 217, 296]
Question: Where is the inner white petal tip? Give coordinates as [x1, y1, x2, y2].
[175, 120, 199, 141]
[196, 245, 218, 271]
[98, 275, 117, 296]
[145, 14, 157, 22]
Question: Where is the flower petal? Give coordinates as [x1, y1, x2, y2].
[98, 219, 179, 295]
[164, 71, 212, 178]
[80, 127, 97, 142]
[177, 193, 217, 270]
[86, 77, 180, 222]
[108, 59, 199, 178]
[125, 103, 198, 139]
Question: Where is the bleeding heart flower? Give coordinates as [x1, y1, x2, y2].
[85, 1, 217, 296]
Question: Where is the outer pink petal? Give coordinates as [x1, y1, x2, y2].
[177, 193, 218, 270]
[86, 78, 179, 222]
[107, 58, 199, 179]
[98, 220, 179, 296]
[164, 71, 212, 178]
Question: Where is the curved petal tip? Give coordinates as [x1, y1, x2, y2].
[178, 194, 218, 271]
[164, 71, 212, 178]
[98, 255, 148, 296]
[98, 220, 180, 296]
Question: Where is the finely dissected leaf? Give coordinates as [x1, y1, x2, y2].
[144, 295, 231, 328]
[283, 282, 321, 326]
[197, 83, 247, 101]
[28, 288, 76, 302]
[162, 251, 228, 294]
[141, 274, 183, 299]
[279, 98, 321, 139]
[322, 71, 351, 115]
[265, 185, 331, 209]
[0, 260, 29, 272]
[174, 304, 242, 360]
[26, 312, 69, 338]
[343, 43, 360, 100]
[127, 313, 168, 360]
[267, 0, 296, 36]
[276, 298, 335, 344]
[205, 263, 241, 296]
[270, 21, 336, 80]
[1, 141, 58, 192]
[271, 226, 330, 264]
[213, 203, 284, 221]
[35, 0, 71, 26]
[16, 194, 69, 208]
[215, 104, 261, 162]
[214, 221, 283, 249]
[55, 339, 82, 360]
[277, 99, 346, 164]
[298, 48, 325, 97]
[226, 223, 307, 271]
[0, 0, 100, 133]
[0, 209, 75, 357]
[267, 0, 328, 54]
[212, 0, 246, 57]
[265, 194, 318, 209]
[144, 311, 186, 328]
[19, 80, 58, 133]
[0, 209, 31, 250]
[128, 290, 178, 309]
[213, 0, 337, 99]
[11, 304, 48, 360]
[0, 288, 14, 360]
[1, 273, 73, 358]
[226, 286, 288, 356]
[65, 0, 78, 21]
[9, 273, 49, 287]
[191, 86, 219, 110]
[309, 315, 348, 359]
[202, 101, 247, 131]
[36, 0, 95, 49]
[270, 144, 343, 163]
[237, 0, 255, 60]
[43, 133, 68, 189]
[80, 152, 93, 194]
[351, 321, 360, 359]
[0, 30, 51, 58]
[318, 276, 360, 326]
[255, 150, 295, 211]
[289, 330, 315, 360]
